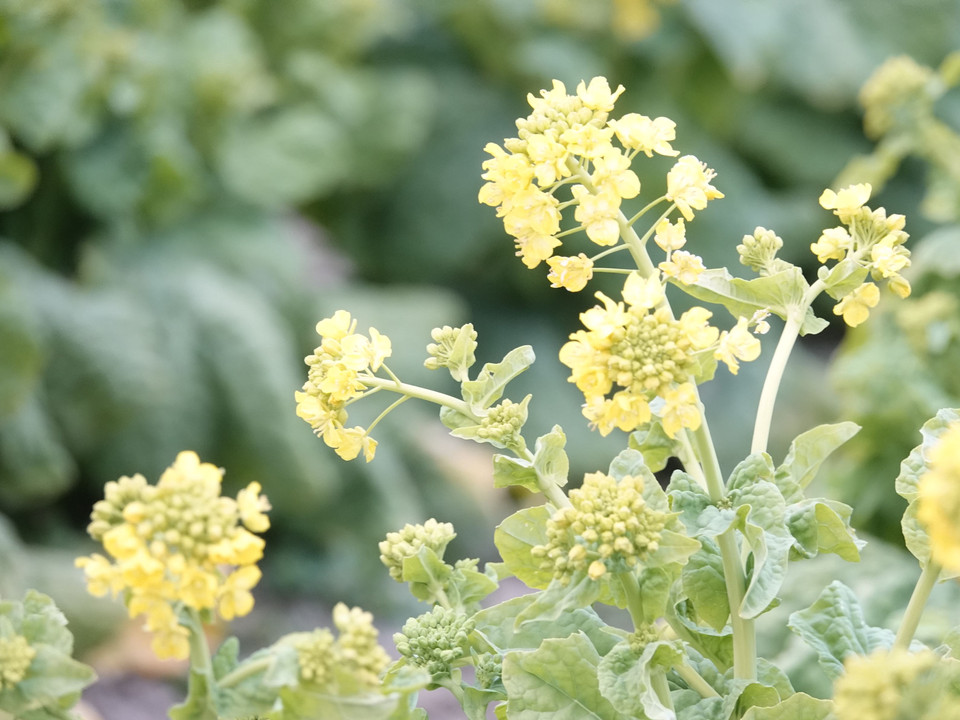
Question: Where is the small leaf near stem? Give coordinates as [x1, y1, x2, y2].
[893, 561, 942, 651]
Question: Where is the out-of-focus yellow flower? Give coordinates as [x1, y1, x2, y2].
[917, 423, 960, 572]
[0, 635, 36, 689]
[547, 254, 595, 292]
[819, 183, 872, 223]
[76, 451, 270, 660]
[715, 317, 762, 375]
[834, 282, 880, 327]
[661, 382, 701, 437]
[666, 155, 724, 221]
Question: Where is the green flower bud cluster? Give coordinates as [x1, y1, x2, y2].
[424, 324, 477, 381]
[477, 396, 530, 447]
[474, 652, 502, 690]
[394, 607, 475, 679]
[532, 472, 667, 583]
[289, 602, 390, 691]
[736, 227, 792, 276]
[859, 55, 935, 138]
[0, 634, 34, 689]
[379, 520, 456, 582]
[87, 473, 150, 540]
[833, 649, 939, 720]
[628, 624, 662, 653]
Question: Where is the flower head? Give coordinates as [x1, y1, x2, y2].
[666, 155, 724, 221]
[547, 254, 595, 292]
[819, 183, 872, 224]
[76, 452, 269, 660]
[833, 282, 880, 328]
[609, 114, 679, 157]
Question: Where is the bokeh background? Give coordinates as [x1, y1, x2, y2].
[1, 0, 959, 715]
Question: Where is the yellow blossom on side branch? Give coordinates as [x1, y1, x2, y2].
[76, 451, 270, 660]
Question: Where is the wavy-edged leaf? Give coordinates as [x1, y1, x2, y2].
[774, 422, 860, 503]
[597, 639, 683, 720]
[461, 346, 535, 413]
[493, 506, 553, 590]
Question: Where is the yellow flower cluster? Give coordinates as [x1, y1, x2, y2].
[559, 272, 720, 437]
[833, 649, 938, 720]
[295, 310, 392, 462]
[76, 451, 270, 660]
[917, 422, 960, 572]
[0, 634, 34, 689]
[532, 472, 667, 583]
[811, 183, 911, 327]
[479, 76, 722, 289]
[287, 603, 390, 691]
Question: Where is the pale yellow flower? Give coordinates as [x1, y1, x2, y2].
[661, 383, 701, 438]
[515, 232, 562, 269]
[572, 185, 622, 246]
[666, 155, 724, 221]
[871, 239, 911, 278]
[218, 565, 262, 621]
[810, 226, 853, 263]
[237, 482, 272, 533]
[609, 114, 679, 157]
[576, 76, 625, 112]
[819, 183, 871, 223]
[621, 271, 664, 310]
[715, 317, 762, 375]
[547, 254, 594, 292]
[654, 217, 686, 252]
[659, 250, 705, 285]
[591, 148, 641, 199]
[834, 282, 880, 327]
[917, 423, 960, 572]
[316, 310, 358, 341]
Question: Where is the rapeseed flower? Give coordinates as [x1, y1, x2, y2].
[76, 451, 269, 660]
[917, 422, 960, 572]
[665, 155, 724, 221]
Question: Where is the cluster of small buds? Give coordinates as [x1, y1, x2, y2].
[532, 472, 668, 583]
[75, 451, 270, 660]
[559, 272, 727, 437]
[736, 227, 792, 276]
[295, 310, 392, 462]
[476, 396, 530, 449]
[858, 55, 935, 138]
[917, 422, 960, 572]
[424, 324, 478, 382]
[628, 624, 663, 652]
[288, 603, 390, 691]
[833, 649, 939, 720]
[479, 76, 722, 288]
[394, 607, 475, 679]
[811, 183, 911, 327]
[0, 634, 35, 689]
[474, 652, 502, 689]
[379, 519, 457, 582]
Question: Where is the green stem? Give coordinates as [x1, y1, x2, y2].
[673, 663, 720, 699]
[893, 561, 942, 651]
[717, 530, 756, 681]
[750, 313, 801, 455]
[218, 655, 273, 689]
[181, 607, 218, 720]
[617, 571, 647, 630]
[360, 376, 474, 417]
[651, 669, 675, 712]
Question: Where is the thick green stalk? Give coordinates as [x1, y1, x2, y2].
[360, 376, 473, 417]
[893, 561, 942, 651]
[618, 571, 647, 631]
[673, 663, 720, 699]
[751, 313, 802, 454]
[651, 669, 675, 712]
[218, 654, 274, 689]
[181, 608, 218, 720]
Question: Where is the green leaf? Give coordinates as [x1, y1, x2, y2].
[667, 600, 734, 672]
[597, 640, 683, 720]
[667, 471, 714, 535]
[278, 685, 402, 720]
[683, 267, 827, 336]
[492, 455, 539, 492]
[502, 633, 620, 720]
[646, 529, 701, 569]
[473, 594, 622, 657]
[683, 537, 730, 631]
[216, 644, 300, 718]
[786, 499, 863, 562]
[787, 580, 895, 680]
[774, 422, 861, 503]
[461, 684, 506, 720]
[818, 259, 869, 300]
[446, 562, 499, 612]
[515, 575, 602, 627]
[740, 692, 834, 720]
[461, 346, 535, 413]
[493, 506, 553, 590]
[629, 422, 680, 473]
[607, 448, 658, 488]
[400, 546, 453, 604]
[532, 426, 569, 489]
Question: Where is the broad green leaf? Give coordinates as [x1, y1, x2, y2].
[677, 696, 726, 720]
[532, 426, 569, 489]
[646, 529, 701, 568]
[818, 259, 869, 300]
[683, 267, 827, 336]
[787, 580, 895, 680]
[597, 640, 683, 720]
[629, 422, 680, 473]
[515, 575, 602, 626]
[15, 644, 97, 704]
[631, 566, 676, 624]
[216, 644, 299, 717]
[18, 591, 75, 654]
[278, 685, 401, 720]
[786, 499, 863, 562]
[741, 692, 834, 720]
[473, 594, 622, 656]
[727, 453, 776, 493]
[448, 563, 500, 612]
[492, 454, 539, 492]
[461, 685, 505, 720]
[502, 633, 619, 720]
[683, 537, 730, 631]
[461, 346, 535, 413]
[722, 679, 780, 718]
[774, 422, 861, 503]
[667, 471, 714, 535]
[667, 600, 734, 672]
[607, 447, 658, 486]
[493, 505, 553, 590]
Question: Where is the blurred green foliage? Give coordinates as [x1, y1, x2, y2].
[0, 0, 958, 609]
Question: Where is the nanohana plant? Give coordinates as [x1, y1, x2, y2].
[45, 76, 959, 720]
